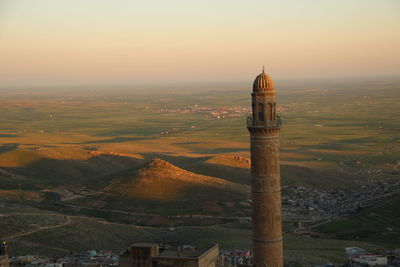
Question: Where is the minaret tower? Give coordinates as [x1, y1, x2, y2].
[247, 67, 283, 267]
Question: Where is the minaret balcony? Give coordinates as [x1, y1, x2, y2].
[247, 116, 282, 128]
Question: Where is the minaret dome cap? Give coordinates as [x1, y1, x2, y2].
[253, 67, 274, 92]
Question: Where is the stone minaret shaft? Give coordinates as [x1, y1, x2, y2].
[247, 69, 283, 267]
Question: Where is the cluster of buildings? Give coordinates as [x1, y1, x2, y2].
[5, 245, 400, 267]
[283, 186, 362, 220]
[219, 249, 251, 266]
[282, 178, 400, 220]
[160, 105, 288, 120]
[159, 105, 251, 119]
[344, 247, 400, 266]
[7, 250, 118, 267]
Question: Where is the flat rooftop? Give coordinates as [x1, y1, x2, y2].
[154, 244, 218, 259]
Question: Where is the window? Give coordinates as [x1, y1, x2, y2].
[268, 103, 273, 120]
[258, 103, 264, 121]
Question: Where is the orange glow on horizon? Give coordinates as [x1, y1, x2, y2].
[0, 0, 399, 86]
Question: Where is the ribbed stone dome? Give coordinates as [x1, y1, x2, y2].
[253, 68, 274, 92]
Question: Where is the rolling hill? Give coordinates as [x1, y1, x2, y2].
[0, 147, 143, 189]
[108, 158, 249, 201]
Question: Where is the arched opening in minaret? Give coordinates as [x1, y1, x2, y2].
[258, 103, 265, 121]
[267, 103, 273, 120]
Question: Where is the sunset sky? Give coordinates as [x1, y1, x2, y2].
[0, 0, 399, 87]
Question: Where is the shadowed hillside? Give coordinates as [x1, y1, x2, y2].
[109, 158, 249, 201]
[161, 154, 361, 189]
[0, 147, 143, 189]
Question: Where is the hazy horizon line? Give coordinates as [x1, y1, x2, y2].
[1, 74, 400, 91]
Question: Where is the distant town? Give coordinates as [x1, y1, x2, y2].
[283, 178, 400, 222]
[159, 105, 288, 119]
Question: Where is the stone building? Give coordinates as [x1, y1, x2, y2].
[0, 241, 9, 267]
[119, 243, 219, 267]
[247, 68, 283, 266]
[120, 243, 159, 267]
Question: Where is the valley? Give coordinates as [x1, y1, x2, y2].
[0, 80, 399, 265]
